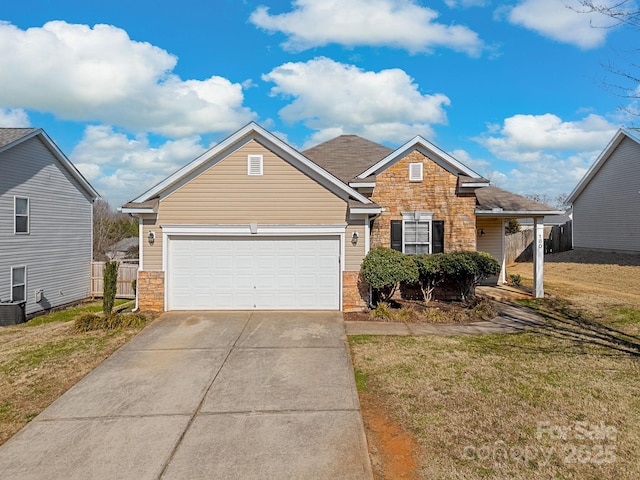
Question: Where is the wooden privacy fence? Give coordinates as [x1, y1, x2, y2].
[506, 221, 573, 264]
[91, 262, 137, 299]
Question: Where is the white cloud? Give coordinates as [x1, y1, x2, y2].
[0, 21, 255, 136]
[506, 0, 621, 49]
[491, 154, 593, 198]
[0, 108, 30, 127]
[450, 146, 594, 199]
[445, 0, 488, 7]
[263, 57, 451, 145]
[71, 125, 209, 205]
[472, 112, 619, 198]
[476, 113, 618, 162]
[250, 0, 483, 55]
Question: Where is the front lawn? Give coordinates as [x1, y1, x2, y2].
[350, 252, 640, 479]
[0, 300, 145, 446]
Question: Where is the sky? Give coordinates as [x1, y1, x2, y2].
[0, 0, 637, 208]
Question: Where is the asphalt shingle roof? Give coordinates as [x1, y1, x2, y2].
[0, 128, 37, 149]
[476, 185, 557, 213]
[303, 135, 393, 183]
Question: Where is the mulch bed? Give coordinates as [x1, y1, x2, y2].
[344, 297, 498, 324]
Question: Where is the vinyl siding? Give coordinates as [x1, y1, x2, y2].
[142, 141, 348, 270]
[476, 217, 503, 284]
[573, 137, 640, 252]
[345, 219, 366, 271]
[0, 137, 93, 315]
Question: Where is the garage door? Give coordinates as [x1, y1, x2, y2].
[167, 236, 340, 310]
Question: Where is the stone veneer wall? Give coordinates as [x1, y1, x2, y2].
[342, 271, 369, 312]
[137, 271, 165, 312]
[370, 151, 477, 251]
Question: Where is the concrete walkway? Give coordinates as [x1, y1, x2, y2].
[345, 298, 545, 336]
[0, 311, 372, 480]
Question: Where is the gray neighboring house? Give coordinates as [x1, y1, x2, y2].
[567, 128, 640, 253]
[0, 128, 100, 317]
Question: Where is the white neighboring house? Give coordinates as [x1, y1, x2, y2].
[567, 128, 640, 254]
[0, 128, 100, 319]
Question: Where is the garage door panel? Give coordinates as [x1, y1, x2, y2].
[168, 236, 340, 310]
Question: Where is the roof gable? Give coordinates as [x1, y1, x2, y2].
[0, 128, 100, 200]
[303, 135, 393, 183]
[567, 128, 640, 204]
[357, 135, 484, 180]
[130, 122, 372, 205]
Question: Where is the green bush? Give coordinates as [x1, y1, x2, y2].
[413, 253, 446, 303]
[103, 260, 119, 315]
[439, 251, 501, 301]
[509, 273, 522, 287]
[505, 219, 521, 235]
[361, 248, 501, 304]
[361, 247, 418, 303]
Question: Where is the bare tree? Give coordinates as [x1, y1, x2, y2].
[93, 200, 138, 261]
[574, 1, 640, 116]
[575, 1, 640, 27]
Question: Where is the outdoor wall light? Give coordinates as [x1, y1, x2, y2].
[479, 229, 486, 237]
[351, 231, 359, 246]
[148, 231, 156, 245]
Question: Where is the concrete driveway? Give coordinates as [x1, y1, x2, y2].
[0, 311, 372, 480]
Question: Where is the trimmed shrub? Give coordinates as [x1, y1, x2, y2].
[103, 260, 119, 315]
[413, 253, 446, 303]
[361, 247, 419, 303]
[439, 251, 501, 301]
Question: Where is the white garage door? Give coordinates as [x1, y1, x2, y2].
[168, 236, 340, 310]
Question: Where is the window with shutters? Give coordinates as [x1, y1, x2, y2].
[391, 213, 444, 254]
[409, 162, 423, 181]
[247, 155, 263, 176]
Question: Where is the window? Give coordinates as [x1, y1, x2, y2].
[404, 216, 430, 254]
[11, 266, 26, 302]
[409, 162, 423, 181]
[390, 214, 444, 254]
[248, 155, 263, 176]
[14, 197, 29, 234]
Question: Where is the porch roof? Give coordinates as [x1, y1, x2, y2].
[475, 186, 563, 217]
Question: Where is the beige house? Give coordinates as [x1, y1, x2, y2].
[122, 123, 559, 312]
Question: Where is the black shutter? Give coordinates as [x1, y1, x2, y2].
[432, 220, 444, 253]
[390, 220, 402, 251]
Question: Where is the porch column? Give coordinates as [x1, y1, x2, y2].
[500, 218, 507, 284]
[533, 217, 544, 298]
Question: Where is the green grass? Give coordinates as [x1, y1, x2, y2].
[350, 297, 640, 479]
[0, 336, 111, 375]
[23, 299, 130, 327]
[353, 368, 369, 393]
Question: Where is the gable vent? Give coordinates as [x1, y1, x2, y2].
[248, 155, 263, 176]
[409, 162, 423, 181]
